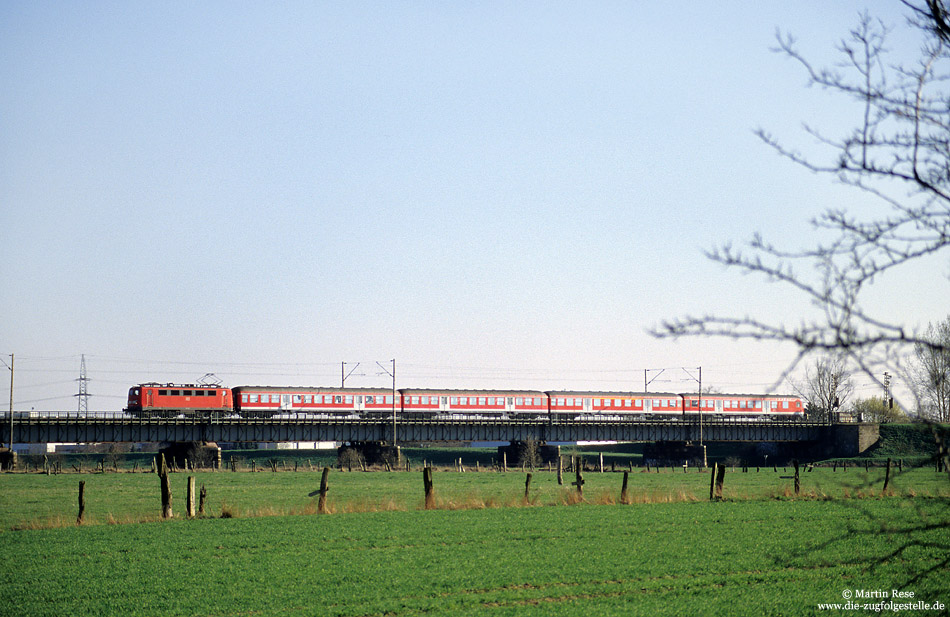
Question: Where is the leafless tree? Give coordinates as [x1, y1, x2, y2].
[653, 5, 950, 409]
[914, 316, 950, 420]
[796, 355, 854, 421]
[651, 2, 950, 591]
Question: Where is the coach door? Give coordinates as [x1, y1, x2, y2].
[280, 394, 292, 411]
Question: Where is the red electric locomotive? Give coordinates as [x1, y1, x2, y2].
[125, 383, 233, 418]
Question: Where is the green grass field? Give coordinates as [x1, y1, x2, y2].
[0, 467, 948, 616]
[1, 465, 948, 529]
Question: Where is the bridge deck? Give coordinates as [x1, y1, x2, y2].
[2, 415, 833, 444]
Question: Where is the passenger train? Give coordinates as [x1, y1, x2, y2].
[125, 383, 805, 420]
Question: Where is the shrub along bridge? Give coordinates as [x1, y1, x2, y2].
[1, 414, 879, 459]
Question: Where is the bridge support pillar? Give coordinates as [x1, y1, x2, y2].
[828, 423, 880, 457]
[497, 441, 560, 467]
[159, 442, 222, 470]
[338, 441, 401, 467]
[644, 442, 706, 467]
[0, 448, 16, 471]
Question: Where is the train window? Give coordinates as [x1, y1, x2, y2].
[634, 399, 642, 408]
[170, 390, 180, 396]
[159, 390, 168, 396]
[478, 397, 486, 406]
[653, 399, 661, 407]
[385, 395, 393, 404]
[783, 401, 789, 408]
[345, 395, 353, 404]
[460, 397, 468, 405]
[516, 397, 524, 405]
[532, 397, 539, 406]
[450, 397, 458, 405]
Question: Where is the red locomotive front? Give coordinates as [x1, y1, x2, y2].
[125, 383, 232, 418]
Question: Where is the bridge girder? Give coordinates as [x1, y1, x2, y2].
[3, 417, 831, 445]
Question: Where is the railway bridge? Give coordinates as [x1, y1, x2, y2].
[1, 413, 879, 460]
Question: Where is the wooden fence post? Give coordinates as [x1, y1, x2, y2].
[77, 480, 85, 525]
[793, 460, 800, 495]
[572, 466, 585, 498]
[155, 453, 172, 518]
[199, 485, 207, 516]
[709, 463, 717, 501]
[715, 463, 726, 500]
[318, 467, 330, 514]
[620, 471, 629, 505]
[557, 456, 563, 486]
[599, 453, 604, 473]
[160, 472, 173, 519]
[423, 467, 435, 509]
[883, 457, 892, 493]
[502, 452, 507, 473]
[524, 473, 532, 505]
[186, 476, 196, 518]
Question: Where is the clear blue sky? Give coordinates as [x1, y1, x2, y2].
[1, 2, 944, 410]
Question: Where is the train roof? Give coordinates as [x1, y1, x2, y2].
[398, 388, 546, 396]
[136, 382, 225, 389]
[546, 390, 679, 397]
[232, 385, 394, 393]
[683, 392, 801, 399]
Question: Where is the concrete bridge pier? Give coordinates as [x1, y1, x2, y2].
[337, 441, 401, 467]
[0, 447, 16, 471]
[828, 422, 880, 457]
[497, 441, 561, 467]
[159, 441, 222, 469]
[643, 442, 707, 467]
